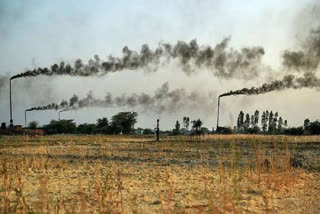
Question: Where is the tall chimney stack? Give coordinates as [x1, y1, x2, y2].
[9, 79, 13, 127]
[216, 96, 220, 131]
[156, 119, 160, 142]
[25, 110, 27, 128]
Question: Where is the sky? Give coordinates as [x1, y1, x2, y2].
[0, 0, 319, 130]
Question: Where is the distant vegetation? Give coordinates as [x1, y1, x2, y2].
[228, 110, 320, 135]
[25, 110, 320, 136]
[39, 111, 138, 135]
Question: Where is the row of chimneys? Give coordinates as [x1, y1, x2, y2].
[24, 110, 65, 127]
[9, 77, 222, 139]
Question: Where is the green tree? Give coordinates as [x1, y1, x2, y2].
[265, 110, 269, 128]
[304, 118, 310, 130]
[244, 114, 250, 130]
[261, 111, 267, 132]
[43, 120, 76, 134]
[237, 111, 244, 131]
[192, 119, 203, 134]
[268, 111, 274, 132]
[183, 117, 190, 130]
[278, 117, 283, 132]
[272, 112, 278, 133]
[173, 120, 181, 135]
[77, 123, 97, 134]
[28, 121, 39, 130]
[306, 121, 320, 135]
[143, 128, 153, 135]
[254, 110, 259, 127]
[250, 115, 255, 128]
[110, 112, 138, 134]
[96, 117, 109, 133]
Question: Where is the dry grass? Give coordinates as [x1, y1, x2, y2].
[0, 134, 319, 213]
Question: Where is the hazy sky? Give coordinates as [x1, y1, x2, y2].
[0, 0, 319, 129]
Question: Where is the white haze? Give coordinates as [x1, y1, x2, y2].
[0, 0, 319, 129]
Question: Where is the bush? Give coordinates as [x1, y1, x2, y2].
[247, 127, 260, 134]
[28, 121, 39, 130]
[143, 128, 153, 135]
[43, 120, 77, 134]
[77, 123, 97, 134]
[283, 127, 304, 135]
[216, 126, 232, 134]
[305, 121, 320, 135]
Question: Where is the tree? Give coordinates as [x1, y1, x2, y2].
[278, 117, 283, 132]
[284, 127, 304, 135]
[42, 120, 77, 134]
[237, 111, 244, 131]
[250, 115, 255, 128]
[28, 121, 38, 130]
[268, 111, 274, 132]
[110, 112, 138, 134]
[77, 123, 97, 134]
[183, 117, 190, 130]
[97, 117, 109, 128]
[261, 111, 267, 132]
[271, 112, 278, 133]
[96, 117, 109, 134]
[265, 110, 269, 128]
[192, 119, 203, 134]
[254, 110, 259, 127]
[143, 128, 153, 135]
[306, 121, 320, 135]
[284, 120, 288, 128]
[304, 118, 310, 130]
[173, 120, 181, 135]
[244, 114, 250, 130]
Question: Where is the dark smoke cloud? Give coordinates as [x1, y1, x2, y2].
[282, 2, 320, 72]
[26, 82, 216, 114]
[0, 74, 7, 91]
[0, 74, 10, 100]
[11, 38, 264, 80]
[220, 72, 320, 97]
[282, 28, 320, 71]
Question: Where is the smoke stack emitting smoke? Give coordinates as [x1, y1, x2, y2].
[216, 26, 320, 128]
[10, 38, 265, 80]
[7, 19, 320, 127]
[8, 38, 265, 126]
[220, 72, 320, 98]
[25, 82, 216, 115]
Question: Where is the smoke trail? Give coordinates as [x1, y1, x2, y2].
[26, 99, 69, 112]
[282, 2, 320, 72]
[27, 82, 216, 114]
[282, 27, 320, 72]
[220, 72, 320, 97]
[11, 38, 264, 80]
[0, 75, 6, 95]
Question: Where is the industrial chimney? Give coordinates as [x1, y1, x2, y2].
[216, 96, 221, 131]
[156, 119, 160, 141]
[9, 79, 13, 127]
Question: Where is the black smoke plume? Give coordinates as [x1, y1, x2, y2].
[220, 72, 320, 97]
[26, 82, 216, 114]
[0, 75, 6, 95]
[282, 28, 320, 72]
[11, 38, 264, 80]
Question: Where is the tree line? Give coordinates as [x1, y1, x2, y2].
[26, 110, 320, 135]
[236, 110, 287, 134]
[27, 111, 138, 135]
[234, 110, 320, 135]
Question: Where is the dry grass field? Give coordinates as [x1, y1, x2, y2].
[0, 134, 319, 213]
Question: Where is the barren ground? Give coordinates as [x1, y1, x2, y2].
[0, 134, 319, 213]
